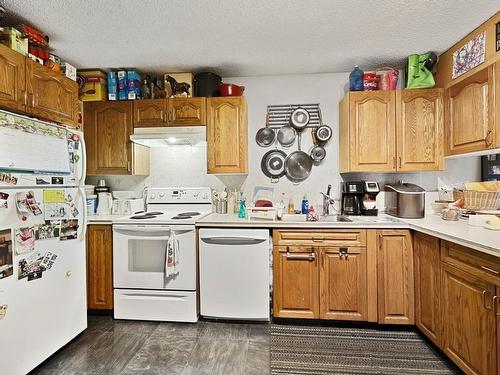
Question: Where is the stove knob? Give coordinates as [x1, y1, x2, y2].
[202, 193, 209, 200]
[150, 193, 156, 200]
[193, 192, 199, 198]
[159, 192, 165, 198]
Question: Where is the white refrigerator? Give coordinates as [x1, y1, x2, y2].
[0, 110, 87, 375]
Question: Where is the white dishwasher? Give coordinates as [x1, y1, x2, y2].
[199, 228, 270, 321]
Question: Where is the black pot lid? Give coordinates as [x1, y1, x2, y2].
[261, 150, 286, 178]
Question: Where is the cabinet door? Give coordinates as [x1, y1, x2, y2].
[26, 59, 78, 126]
[134, 99, 168, 127]
[207, 97, 248, 174]
[414, 233, 441, 347]
[320, 247, 367, 321]
[273, 246, 319, 319]
[0, 44, 26, 112]
[84, 101, 133, 175]
[348, 91, 396, 172]
[442, 264, 496, 375]
[397, 89, 444, 171]
[87, 225, 113, 310]
[167, 97, 206, 126]
[377, 230, 414, 324]
[445, 65, 495, 155]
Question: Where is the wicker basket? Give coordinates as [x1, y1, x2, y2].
[463, 190, 500, 211]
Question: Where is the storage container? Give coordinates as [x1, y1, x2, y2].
[0, 27, 28, 55]
[77, 70, 107, 101]
[193, 72, 221, 97]
[463, 190, 500, 211]
[384, 182, 425, 218]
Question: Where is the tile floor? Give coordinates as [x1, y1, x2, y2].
[31, 315, 270, 375]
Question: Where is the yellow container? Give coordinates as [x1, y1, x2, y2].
[0, 27, 28, 55]
[77, 70, 107, 101]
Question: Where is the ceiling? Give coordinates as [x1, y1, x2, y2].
[1, 0, 498, 77]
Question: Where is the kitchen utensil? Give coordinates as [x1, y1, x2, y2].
[316, 124, 332, 143]
[384, 182, 425, 218]
[277, 125, 296, 147]
[285, 133, 312, 183]
[256, 127, 275, 147]
[193, 72, 222, 97]
[219, 83, 245, 96]
[310, 145, 326, 163]
[261, 149, 287, 182]
[289, 107, 310, 130]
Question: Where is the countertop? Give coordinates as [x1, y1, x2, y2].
[196, 213, 500, 258]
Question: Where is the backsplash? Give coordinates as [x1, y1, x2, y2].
[87, 71, 481, 208]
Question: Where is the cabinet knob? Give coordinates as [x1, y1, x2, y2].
[485, 130, 493, 147]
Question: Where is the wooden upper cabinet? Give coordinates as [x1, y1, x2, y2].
[273, 246, 319, 319]
[87, 225, 113, 310]
[133, 99, 168, 127]
[84, 101, 147, 175]
[441, 263, 496, 375]
[207, 97, 248, 174]
[377, 230, 414, 325]
[26, 59, 78, 126]
[396, 89, 444, 171]
[414, 232, 441, 347]
[445, 65, 495, 155]
[339, 91, 396, 172]
[320, 247, 368, 321]
[167, 97, 206, 126]
[0, 44, 26, 112]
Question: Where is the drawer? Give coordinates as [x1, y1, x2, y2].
[273, 229, 366, 247]
[441, 241, 500, 285]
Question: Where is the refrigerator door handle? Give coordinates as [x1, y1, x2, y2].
[78, 130, 87, 186]
[78, 187, 87, 241]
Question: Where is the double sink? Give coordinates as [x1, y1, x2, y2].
[280, 214, 352, 222]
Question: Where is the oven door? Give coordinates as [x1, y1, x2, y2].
[113, 224, 196, 290]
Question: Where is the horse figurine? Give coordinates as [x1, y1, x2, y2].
[165, 75, 191, 97]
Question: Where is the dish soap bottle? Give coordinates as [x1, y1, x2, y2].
[238, 197, 246, 219]
[287, 197, 295, 214]
[349, 65, 364, 91]
[301, 195, 309, 214]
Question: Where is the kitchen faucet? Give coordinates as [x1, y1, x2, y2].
[320, 184, 336, 216]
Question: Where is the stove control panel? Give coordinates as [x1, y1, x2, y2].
[147, 187, 212, 204]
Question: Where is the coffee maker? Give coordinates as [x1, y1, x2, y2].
[341, 181, 364, 215]
[341, 181, 380, 216]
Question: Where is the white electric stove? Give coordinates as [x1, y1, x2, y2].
[112, 187, 212, 322]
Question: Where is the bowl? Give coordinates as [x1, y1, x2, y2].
[431, 201, 449, 214]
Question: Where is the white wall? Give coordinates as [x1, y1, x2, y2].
[87, 72, 481, 208]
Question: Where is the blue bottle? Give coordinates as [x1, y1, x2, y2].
[238, 198, 246, 219]
[349, 66, 364, 91]
[301, 195, 309, 214]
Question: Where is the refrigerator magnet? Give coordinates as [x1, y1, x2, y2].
[14, 226, 35, 255]
[40, 251, 57, 270]
[0, 228, 14, 280]
[0, 192, 9, 209]
[59, 219, 78, 241]
[34, 222, 60, 240]
[17, 251, 44, 280]
[0, 304, 7, 320]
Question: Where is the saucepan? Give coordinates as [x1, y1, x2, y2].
[220, 83, 245, 96]
[255, 115, 275, 147]
[289, 107, 310, 131]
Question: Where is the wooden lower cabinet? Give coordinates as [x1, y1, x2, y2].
[377, 230, 414, 324]
[497, 286, 500, 375]
[87, 225, 113, 310]
[273, 246, 319, 319]
[441, 263, 496, 375]
[320, 246, 368, 321]
[414, 232, 441, 346]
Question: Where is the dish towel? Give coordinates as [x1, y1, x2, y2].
[164, 232, 180, 281]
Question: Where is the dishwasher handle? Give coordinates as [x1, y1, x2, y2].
[201, 236, 268, 246]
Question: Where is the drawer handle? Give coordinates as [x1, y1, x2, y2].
[480, 265, 499, 275]
[286, 251, 315, 261]
[494, 296, 500, 316]
[483, 290, 493, 310]
[485, 130, 493, 147]
[339, 247, 348, 259]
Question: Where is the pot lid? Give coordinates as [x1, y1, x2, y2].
[385, 182, 425, 194]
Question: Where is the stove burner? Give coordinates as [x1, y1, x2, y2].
[130, 213, 157, 219]
[178, 211, 200, 217]
[146, 211, 164, 215]
[171, 215, 191, 220]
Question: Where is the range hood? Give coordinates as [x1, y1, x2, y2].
[130, 126, 206, 147]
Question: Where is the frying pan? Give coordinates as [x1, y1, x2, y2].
[277, 125, 296, 147]
[255, 115, 275, 147]
[285, 133, 312, 183]
[289, 107, 310, 131]
[316, 124, 332, 143]
[310, 130, 326, 163]
[261, 149, 287, 182]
